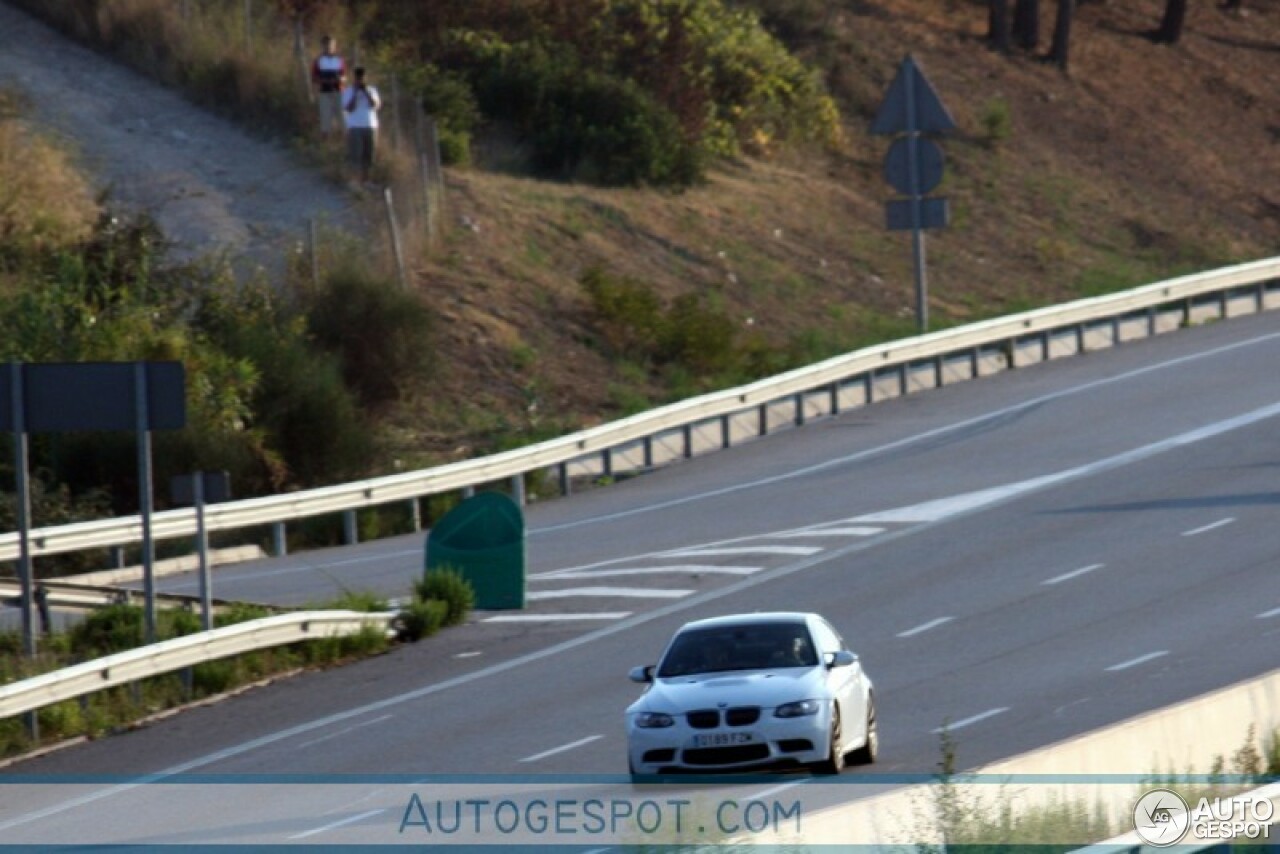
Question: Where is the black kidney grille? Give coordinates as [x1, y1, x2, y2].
[686, 710, 719, 729]
[725, 707, 760, 726]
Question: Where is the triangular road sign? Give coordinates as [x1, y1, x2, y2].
[870, 55, 957, 136]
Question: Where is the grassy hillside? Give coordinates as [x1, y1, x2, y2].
[3, 0, 1278, 492]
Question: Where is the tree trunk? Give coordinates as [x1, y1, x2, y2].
[1049, 0, 1075, 69]
[989, 0, 1012, 53]
[1154, 0, 1188, 44]
[1013, 0, 1040, 51]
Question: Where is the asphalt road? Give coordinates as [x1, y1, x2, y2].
[3, 310, 1279, 845]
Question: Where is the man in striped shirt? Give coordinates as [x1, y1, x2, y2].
[312, 35, 346, 139]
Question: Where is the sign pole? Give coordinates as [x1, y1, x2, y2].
[195, 475, 213, 631]
[9, 364, 35, 659]
[134, 363, 157, 644]
[904, 61, 928, 333]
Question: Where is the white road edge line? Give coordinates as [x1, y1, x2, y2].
[1043, 564, 1105, 586]
[1257, 607, 1280, 620]
[896, 616, 954, 638]
[1105, 650, 1169, 672]
[932, 707, 1009, 734]
[541, 566, 761, 579]
[288, 808, 387, 840]
[749, 779, 811, 800]
[519, 735, 603, 763]
[527, 587, 692, 600]
[1182, 517, 1236, 537]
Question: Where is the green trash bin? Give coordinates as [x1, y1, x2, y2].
[425, 492, 526, 609]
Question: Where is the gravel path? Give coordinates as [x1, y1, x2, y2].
[0, 1, 362, 274]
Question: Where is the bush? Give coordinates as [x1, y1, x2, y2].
[69, 604, 145, 656]
[581, 266, 665, 358]
[398, 597, 447, 642]
[414, 568, 475, 627]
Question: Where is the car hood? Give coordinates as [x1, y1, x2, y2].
[628, 668, 826, 714]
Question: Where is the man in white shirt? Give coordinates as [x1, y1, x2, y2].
[343, 66, 381, 183]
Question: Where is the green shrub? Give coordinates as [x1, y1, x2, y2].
[415, 568, 475, 627]
[581, 266, 665, 359]
[398, 597, 448, 642]
[658, 294, 738, 376]
[980, 97, 1013, 148]
[324, 591, 389, 613]
[70, 604, 145, 656]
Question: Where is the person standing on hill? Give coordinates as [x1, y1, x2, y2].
[311, 35, 346, 139]
[343, 66, 381, 184]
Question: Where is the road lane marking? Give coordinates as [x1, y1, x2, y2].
[1256, 607, 1280, 620]
[749, 779, 810, 800]
[773, 527, 884, 538]
[1105, 650, 1169, 672]
[533, 329, 1280, 535]
[541, 566, 761, 579]
[932, 707, 1009, 733]
[288, 808, 386, 840]
[296, 714, 394, 749]
[896, 617, 954, 638]
[1182, 517, 1235, 537]
[482, 613, 632, 622]
[453, 651, 482, 659]
[518, 735, 603, 763]
[663, 546, 821, 557]
[527, 587, 692, 600]
[1043, 564, 1105, 586]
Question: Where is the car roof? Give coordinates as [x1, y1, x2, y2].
[675, 612, 817, 632]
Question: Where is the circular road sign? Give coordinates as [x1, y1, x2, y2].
[884, 137, 945, 196]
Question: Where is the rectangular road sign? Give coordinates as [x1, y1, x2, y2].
[886, 197, 950, 231]
[0, 362, 185, 432]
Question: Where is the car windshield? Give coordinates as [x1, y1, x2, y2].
[656, 622, 818, 677]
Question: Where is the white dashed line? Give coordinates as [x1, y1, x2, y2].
[1105, 650, 1169, 672]
[749, 778, 810, 800]
[773, 527, 884, 538]
[932, 707, 1009, 733]
[662, 546, 822, 557]
[1042, 564, 1104, 586]
[896, 616, 954, 638]
[527, 587, 693, 600]
[1256, 607, 1280, 620]
[518, 734, 603, 763]
[288, 808, 386, 840]
[543, 565, 761, 579]
[482, 613, 632, 623]
[1182, 517, 1235, 537]
[453, 651, 482, 659]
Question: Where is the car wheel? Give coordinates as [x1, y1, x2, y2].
[816, 703, 845, 775]
[849, 695, 878, 765]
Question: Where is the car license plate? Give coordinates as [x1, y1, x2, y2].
[693, 732, 754, 748]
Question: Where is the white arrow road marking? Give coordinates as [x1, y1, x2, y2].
[932, 707, 1009, 733]
[540, 565, 761, 579]
[772, 527, 884, 538]
[527, 587, 692, 600]
[1105, 651, 1169, 672]
[519, 735, 603, 763]
[662, 546, 822, 557]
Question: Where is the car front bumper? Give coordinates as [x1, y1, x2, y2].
[627, 708, 832, 774]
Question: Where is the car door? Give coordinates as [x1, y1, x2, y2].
[812, 617, 866, 736]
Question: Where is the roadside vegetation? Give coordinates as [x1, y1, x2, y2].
[915, 725, 1280, 851]
[0, 569, 474, 760]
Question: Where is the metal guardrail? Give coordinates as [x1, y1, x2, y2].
[0, 610, 396, 720]
[2, 256, 1278, 564]
[0, 578, 272, 614]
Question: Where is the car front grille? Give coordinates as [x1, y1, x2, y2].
[682, 744, 771, 766]
[686, 710, 719, 729]
[725, 706, 760, 726]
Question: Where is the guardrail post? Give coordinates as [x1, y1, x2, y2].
[1112, 315, 1121, 345]
[1257, 282, 1267, 312]
[758, 405, 768, 437]
[1184, 296, 1193, 327]
[864, 372, 874, 404]
[558, 463, 571, 496]
[408, 498, 422, 532]
[1076, 323, 1086, 354]
[110, 546, 125, 569]
[720, 415, 731, 449]
[343, 510, 358, 545]
[970, 348, 980, 378]
[1146, 307, 1157, 337]
[1220, 289, 1229, 319]
[794, 394, 805, 426]
[828, 382, 840, 415]
[601, 449, 613, 480]
[272, 522, 287, 557]
[898, 364, 909, 397]
[1041, 331, 1051, 362]
[682, 424, 693, 459]
[511, 474, 526, 507]
[934, 356, 944, 388]
[643, 437, 654, 469]
[1007, 338, 1018, 369]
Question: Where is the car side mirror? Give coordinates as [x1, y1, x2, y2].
[629, 665, 655, 683]
[825, 650, 857, 669]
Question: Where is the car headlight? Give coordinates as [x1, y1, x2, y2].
[634, 711, 675, 728]
[774, 699, 821, 718]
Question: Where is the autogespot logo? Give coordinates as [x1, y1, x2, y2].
[1134, 789, 1191, 846]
